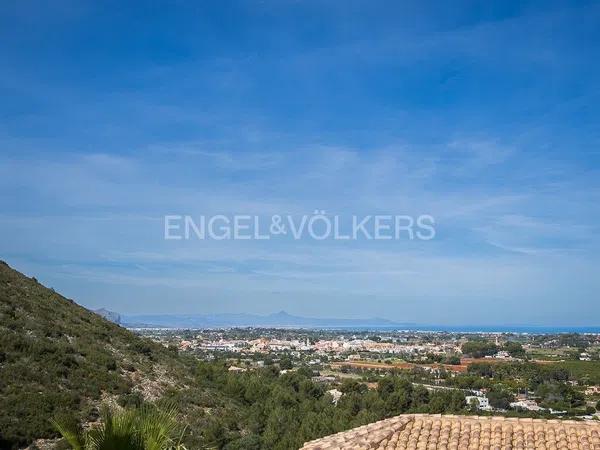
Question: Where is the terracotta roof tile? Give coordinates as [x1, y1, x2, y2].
[300, 415, 600, 450]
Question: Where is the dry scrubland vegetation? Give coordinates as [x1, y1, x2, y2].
[0, 261, 210, 448]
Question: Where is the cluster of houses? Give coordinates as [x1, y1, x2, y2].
[177, 335, 463, 358]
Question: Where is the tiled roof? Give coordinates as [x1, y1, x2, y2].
[300, 414, 600, 450]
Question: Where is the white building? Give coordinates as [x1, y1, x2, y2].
[466, 395, 492, 411]
[510, 400, 544, 411]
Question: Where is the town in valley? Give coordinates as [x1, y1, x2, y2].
[135, 326, 600, 420]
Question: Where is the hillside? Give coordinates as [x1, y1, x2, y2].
[0, 261, 204, 448]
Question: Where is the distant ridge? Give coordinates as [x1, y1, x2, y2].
[94, 307, 121, 324]
[122, 309, 404, 329]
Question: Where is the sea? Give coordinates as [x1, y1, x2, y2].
[130, 324, 600, 334]
[324, 325, 600, 334]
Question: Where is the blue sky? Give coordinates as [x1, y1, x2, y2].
[1, 0, 600, 325]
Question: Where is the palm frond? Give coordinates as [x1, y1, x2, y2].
[50, 417, 85, 450]
[136, 402, 183, 450]
[53, 402, 185, 450]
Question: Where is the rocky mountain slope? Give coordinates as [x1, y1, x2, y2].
[0, 261, 202, 449]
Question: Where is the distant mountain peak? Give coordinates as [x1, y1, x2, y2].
[94, 308, 121, 324]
